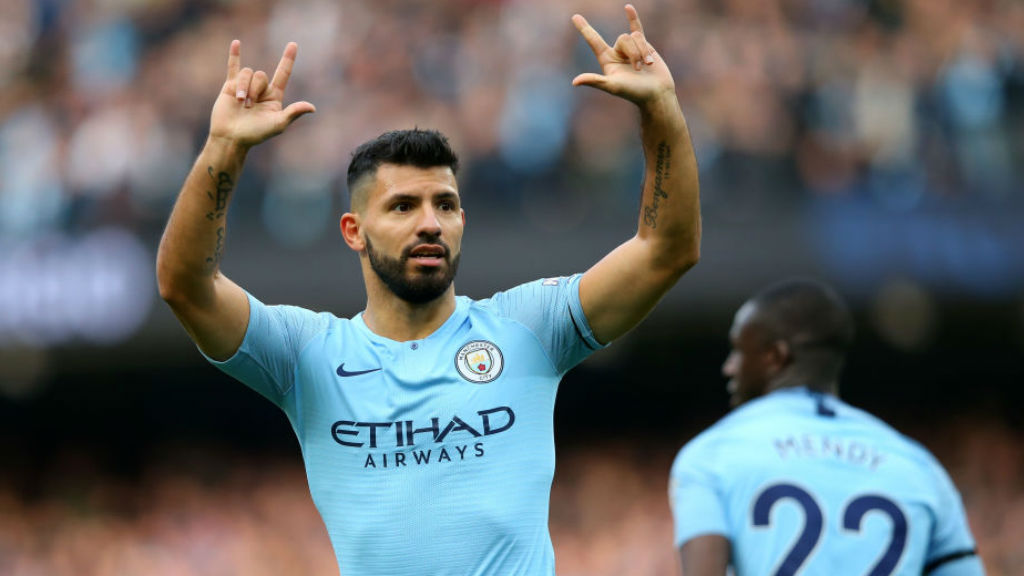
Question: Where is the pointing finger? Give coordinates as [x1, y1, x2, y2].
[572, 14, 610, 57]
[270, 42, 299, 93]
[226, 39, 241, 81]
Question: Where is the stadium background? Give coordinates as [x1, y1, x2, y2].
[1, 0, 1022, 574]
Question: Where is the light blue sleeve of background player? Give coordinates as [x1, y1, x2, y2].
[669, 438, 730, 547]
[203, 292, 330, 407]
[483, 274, 605, 374]
[925, 455, 985, 575]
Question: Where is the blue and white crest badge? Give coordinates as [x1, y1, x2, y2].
[455, 340, 504, 383]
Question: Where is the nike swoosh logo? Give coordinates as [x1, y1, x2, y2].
[336, 363, 382, 377]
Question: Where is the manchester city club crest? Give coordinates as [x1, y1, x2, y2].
[455, 340, 504, 383]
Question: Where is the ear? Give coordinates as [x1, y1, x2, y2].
[340, 212, 364, 252]
[765, 339, 791, 376]
[461, 208, 466, 226]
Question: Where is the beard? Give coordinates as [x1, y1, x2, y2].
[365, 235, 460, 304]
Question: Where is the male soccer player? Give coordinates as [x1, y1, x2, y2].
[669, 279, 983, 576]
[157, 5, 700, 575]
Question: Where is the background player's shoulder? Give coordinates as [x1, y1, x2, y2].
[834, 396, 962, 501]
[836, 397, 944, 463]
[890, 428, 958, 482]
[706, 390, 797, 432]
[672, 397, 769, 469]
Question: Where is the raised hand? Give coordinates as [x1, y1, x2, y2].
[209, 40, 316, 148]
[571, 4, 675, 106]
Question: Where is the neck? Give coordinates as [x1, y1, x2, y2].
[766, 369, 838, 397]
[362, 281, 458, 342]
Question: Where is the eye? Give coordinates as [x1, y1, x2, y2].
[392, 202, 412, 213]
[438, 200, 455, 212]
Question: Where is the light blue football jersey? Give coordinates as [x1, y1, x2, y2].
[205, 275, 603, 576]
[670, 387, 983, 576]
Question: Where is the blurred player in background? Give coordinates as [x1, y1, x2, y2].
[157, 4, 700, 575]
[669, 279, 983, 576]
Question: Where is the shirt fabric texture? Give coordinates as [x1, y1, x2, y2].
[205, 274, 603, 576]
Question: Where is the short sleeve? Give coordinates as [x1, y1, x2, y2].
[925, 459, 984, 575]
[202, 292, 330, 406]
[669, 443, 730, 547]
[482, 275, 605, 374]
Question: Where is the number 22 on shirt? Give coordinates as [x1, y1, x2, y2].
[752, 482, 907, 576]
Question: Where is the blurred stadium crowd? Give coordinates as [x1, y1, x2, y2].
[3, 426, 1024, 575]
[2, 0, 1023, 244]
[3, 0, 1024, 574]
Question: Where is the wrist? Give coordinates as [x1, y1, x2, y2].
[634, 91, 684, 135]
[205, 134, 252, 159]
[639, 89, 682, 118]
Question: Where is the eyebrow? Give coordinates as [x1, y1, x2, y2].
[385, 190, 459, 203]
[385, 193, 419, 204]
[432, 191, 460, 203]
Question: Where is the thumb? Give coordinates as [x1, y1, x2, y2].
[572, 72, 607, 90]
[280, 101, 316, 127]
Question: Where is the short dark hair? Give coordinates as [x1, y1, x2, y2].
[750, 279, 855, 383]
[346, 129, 460, 207]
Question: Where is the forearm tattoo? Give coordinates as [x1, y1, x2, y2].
[643, 141, 671, 229]
[205, 226, 226, 272]
[206, 166, 233, 221]
[203, 166, 232, 271]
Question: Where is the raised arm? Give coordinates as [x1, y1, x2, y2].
[572, 5, 701, 344]
[156, 40, 315, 360]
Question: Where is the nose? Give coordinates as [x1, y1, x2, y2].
[416, 205, 442, 237]
[722, 351, 737, 377]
